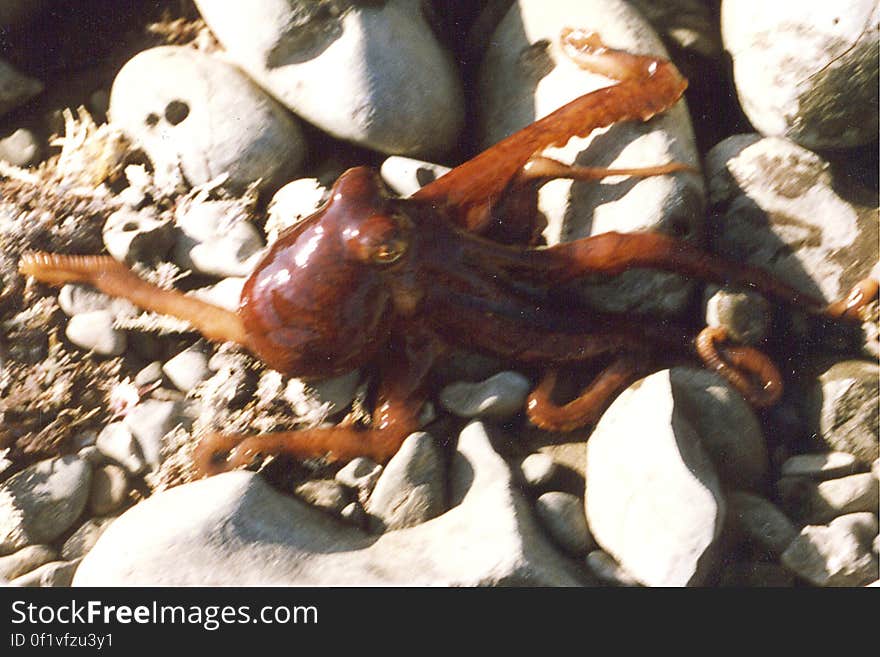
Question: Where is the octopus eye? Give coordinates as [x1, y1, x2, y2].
[371, 237, 407, 264]
[348, 213, 410, 266]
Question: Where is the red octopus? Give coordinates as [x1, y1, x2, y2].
[19, 30, 877, 477]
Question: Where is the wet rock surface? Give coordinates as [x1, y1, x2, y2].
[721, 0, 879, 150]
[192, 0, 465, 158]
[0, 0, 876, 588]
[706, 135, 878, 309]
[73, 422, 586, 586]
[585, 369, 728, 587]
[0, 456, 92, 555]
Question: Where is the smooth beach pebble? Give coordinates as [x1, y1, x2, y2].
[109, 46, 306, 191]
[722, 0, 879, 149]
[0, 456, 92, 555]
[73, 422, 585, 585]
[193, 0, 464, 157]
[439, 371, 531, 420]
[65, 310, 127, 357]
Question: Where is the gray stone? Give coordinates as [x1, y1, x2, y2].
[706, 136, 878, 314]
[380, 156, 451, 197]
[335, 457, 382, 499]
[109, 46, 305, 192]
[800, 360, 879, 465]
[439, 371, 531, 420]
[781, 452, 860, 480]
[58, 283, 136, 318]
[293, 480, 352, 516]
[534, 491, 594, 556]
[95, 422, 146, 475]
[479, 0, 704, 315]
[88, 465, 129, 516]
[73, 421, 585, 585]
[0, 58, 43, 118]
[162, 346, 211, 393]
[0, 545, 58, 581]
[0, 127, 41, 167]
[721, 1, 879, 149]
[0, 456, 92, 555]
[781, 513, 879, 586]
[704, 285, 771, 345]
[133, 361, 164, 387]
[265, 178, 328, 245]
[519, 453, 559, 490]
[193, 0, 464, 157]
[670, 367, 769, 490]
[10, 559, 81, 587]
[585, 550, 641, 587]
[61, 517, 116, 560]
[103, 208, 174, 265]
[65, 310, 127, 356]
[366, 432, 445, 532]
[585, 369, 726, 586]
[728, 491, 798, 557]
[123, 400, 183, 471]
[801, 473, 879, 524]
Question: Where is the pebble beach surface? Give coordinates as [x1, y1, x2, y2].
[0, 0, 877, 587]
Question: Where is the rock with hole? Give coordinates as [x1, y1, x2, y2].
[109, 46, 306, 192]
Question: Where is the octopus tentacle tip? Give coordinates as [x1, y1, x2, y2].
[823, 277, 879, 322]
[695, 326, 782, 408]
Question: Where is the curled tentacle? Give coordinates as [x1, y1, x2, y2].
[526, 356, 648, 431]
[824, 278, 879, 322]
[695, 326, 782, 407]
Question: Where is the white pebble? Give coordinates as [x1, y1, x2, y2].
[66, 310, 127, 356]
[266, 178, 328, 244]
[134, 361, 164, 387]
[163, 347, 211, 393]
[519, 453, 559, 489]
[781, 452, 859, 480]
[439, 371, 531, 419]
[380, 156, 451, 197]
[96, 422, 146, 475]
